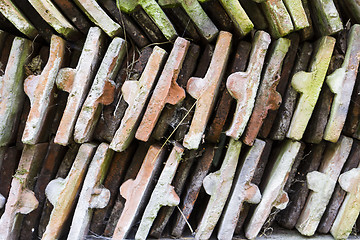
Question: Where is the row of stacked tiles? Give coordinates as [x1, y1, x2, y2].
[0, 0, 358, 45]
[1, 19, 360, 240]
[0, 0, 360, 240]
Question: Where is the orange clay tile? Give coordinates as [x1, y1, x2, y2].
[135, 143, 184, 240]
[67, 143, 114, 240]
[135, 37, 189, 142]
[54, 27, 105, 146]
[112, 145, 166, 240]
[110, 46, 167, 152]
[242, 37, 290, 146]
[41, 143, 97, 240]
[183, 31, 232, 150]
[22, 35, 66, 144]
[226, 31, 271, 140]
[74, 37, 126, 144]
[296, 136, 353, 236]
[0, 143, 48, 240]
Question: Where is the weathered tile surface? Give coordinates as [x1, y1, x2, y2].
[112, 145, 165, 240]
[0, 37, 32, 147]
[195, 138, 242, 240]
[324, 24, 360, 142]
[287, 36, 335, 140]
[99, 0, 149, 48]
[243, 37, 290, 146]
[37, 144, 80, 237]
[259, 33, 300, 138]
[67, 143, 113, 240]
[200, 0, 232, 31]
[344, 66, 360, 138]
[239, 0, 267, 30]
[173, 44, 213, 143]
[270, 42, 313, 140]
[245, 140, 301, 239]
[234, 139, 272, 234]
[74, 0, 122, 37]
[311, 0, 343, 36]
[117, 0, 177, 41]
[296, 136, 353, 236]
[226, 31, 271, 140]
[260, 0, 294, 38]
[277, 142, 326, 229]
[41, 143, 96, 240]
[52, 0, 91, 35]
[331, 162, 360, 240]
[159, 0, 218, 41]
[0, 143, 48, 240]
[110, 47, 167, 151]
[55, 27, 105, 146]
[207, 41, 251, 143]
[22, 35, 66, 144]
[135, 143, 184, 240]
[317, 140, 360, 233]
[74, 37, 126, 144]
[199, 0, 253, 37]
[171, 144, 215, 237]
[90, 144, 136, 235]
[136, 37, 189, 142]
[149, 149, 197, 238]
[283, 0, 309, 30]
[19, 140, 66, 240]
[183, 31, 232, 150]
[0, 0, 38, 38]
[218, 139, 265, 240]
[152, 43, 199, 141]
[29, 0, 79, 40]
[94, 47, 148, 142]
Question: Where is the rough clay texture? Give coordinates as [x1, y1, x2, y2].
[135, 143, 184, 240]
[74, 0, 122, 37]
[243, 37, 290, 146]
[323, 24, 360, 142]
[117, 0, 177, 40]
[41, 143, 96, 240]
[0, 143, 48, 240]
[158, 0, 218, 41]
[67, 143, 113, 240]
[0, 0, 38, 38]
[286, 36, 335, 140]
[331, 165, 360, 240]
[0, 37, 32, 147]
[183, 31, 232, 150]
[217, 139, 265, 240]
[74, 37, 126, 144]
[261, 0, 294, 38]
[296, 136, 353, 236]
[283, 0, 310, 30]
[270, 42, 313, 140]
[22, 35, 66, 144]
[110, 47, 167, 152]
[112, 145, 165, 240]
[311, 0, 343, 36]
[226, 31, 271, 140]
[29, 0, 79, 40]
[199, 0, 254, 37]
[245, 140, 301, 240]
[171, 144, 215, 237]
[135, 37, 189, 142]
[195, 138, 242, 240]
[54, 27, 105, 146]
